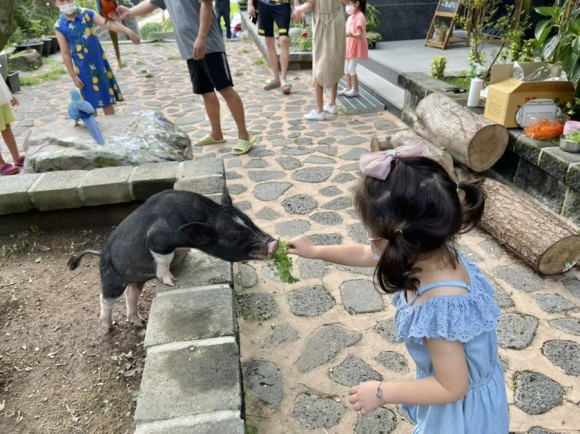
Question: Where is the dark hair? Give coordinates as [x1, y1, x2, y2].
[356, 0, 367, 15]
[354, 156, 486, 294]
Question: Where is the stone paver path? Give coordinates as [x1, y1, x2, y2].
[6, 37, 580, 434]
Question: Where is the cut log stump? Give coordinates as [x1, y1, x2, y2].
[479, 178, 580, 275]
[370, 129, 456, 181]
[414, 93, 509, 172]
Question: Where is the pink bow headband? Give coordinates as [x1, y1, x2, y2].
[359, 145, 423, 180]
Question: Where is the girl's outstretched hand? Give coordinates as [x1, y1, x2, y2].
[348, 381, 382, 416]
[286, 236, 315, 258]
[128, 30, 141, 45]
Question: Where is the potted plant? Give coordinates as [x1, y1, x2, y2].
[433, 21, 448, 43]
[560, 130, 580, 153]
[532, 0, 580, 89]
[6, 70, 20, 93]
[365, 4, 382, 49]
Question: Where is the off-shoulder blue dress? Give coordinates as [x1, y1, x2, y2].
[392, 252, 509, 434]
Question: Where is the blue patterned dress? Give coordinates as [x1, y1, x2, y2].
[55, 8, 123, 110]
[392, 252, 509, 433]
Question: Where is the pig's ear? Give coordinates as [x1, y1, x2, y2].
[180, 223, 215, 246]
[221, 186, 233, 207]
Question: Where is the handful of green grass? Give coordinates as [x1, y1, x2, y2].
[272, 240, 299, 284]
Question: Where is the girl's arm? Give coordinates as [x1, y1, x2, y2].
[350, 24, 363, 38]
[116, 1, 158, 19]
[55, 31, 84, 89]
[293, 0, 313, 22]
[348, 338, 469, 414]
[93, 13, 141, 44]
[287, 235, 377, 267]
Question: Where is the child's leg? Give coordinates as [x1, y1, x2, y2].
[103, 105, 115, 116]
[328, 82, 338, 107]
[314, 82, 324, 113]
[1, 124, 21, 163]
[350, 59, 360, 92]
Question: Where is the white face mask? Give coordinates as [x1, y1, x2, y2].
[345, 5, 355, 15]
[59, 2, 77, 15]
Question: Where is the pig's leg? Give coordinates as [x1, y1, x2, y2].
[100, 294, 120, 331]
[125, 282, 145, 327]
[151, 251, 177, 286]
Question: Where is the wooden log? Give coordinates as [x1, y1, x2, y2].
[479, 178, 580, 275]
[370, 129, 456, 181]
[414, 93, 509, 172]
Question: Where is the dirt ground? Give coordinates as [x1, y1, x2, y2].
[0, 226, 154, 434]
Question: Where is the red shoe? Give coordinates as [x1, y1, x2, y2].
[0, 163, 20, 175]
[15, 155, 25, 167]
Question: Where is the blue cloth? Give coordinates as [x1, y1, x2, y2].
[55, 8, 123, 109]
[392, 252, 509, 434]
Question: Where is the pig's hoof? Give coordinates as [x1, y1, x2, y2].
[157, 274, 176, 286]
[128, 315, 145, 327]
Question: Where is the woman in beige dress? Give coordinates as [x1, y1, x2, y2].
[294, 0, 346, 120]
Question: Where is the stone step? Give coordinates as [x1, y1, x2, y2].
[355, 59, 406, 117]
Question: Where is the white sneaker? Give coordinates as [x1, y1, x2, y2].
[344, 89, 360, 98]
[337, 88, 350, 96]
[303, 109, 326, 121]
[323, 104, 337, 115]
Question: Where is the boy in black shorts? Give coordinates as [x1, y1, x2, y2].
[249, 0, 292, 94]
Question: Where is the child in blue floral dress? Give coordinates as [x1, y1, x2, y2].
[288, 145, 510, 433]
[53, 0, 140, 115]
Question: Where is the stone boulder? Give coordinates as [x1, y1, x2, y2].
[8, 49, 42, 71]
[23, 110, 192, 173]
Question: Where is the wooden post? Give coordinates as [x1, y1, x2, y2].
[478, 178, 580, 275]
[414, 93, 509, 172]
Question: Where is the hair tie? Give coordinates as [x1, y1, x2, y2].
[394, 228, 403, 235]
[359, 144, 423, 180]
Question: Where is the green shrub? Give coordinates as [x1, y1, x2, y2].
[431, 55, 447, 80]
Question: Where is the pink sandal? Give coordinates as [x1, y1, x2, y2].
[15, 155, 25, 167]
[0, 163, 20, 175]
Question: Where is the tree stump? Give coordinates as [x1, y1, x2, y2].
[414, 93, 509, 172]
[478, 178, 580, 275]
[370, 129, 456, 181]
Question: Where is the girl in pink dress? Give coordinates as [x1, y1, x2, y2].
[339, 0, 368, 98]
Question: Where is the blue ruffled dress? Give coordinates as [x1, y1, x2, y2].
[55, 8, 124, 110]
[392, 252, 509, 434]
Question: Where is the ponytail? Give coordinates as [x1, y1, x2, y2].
[457, 178, 486, 233]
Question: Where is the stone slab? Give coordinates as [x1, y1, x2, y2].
[28, 170, 87, 211]
[155, 251, 232, 293]
[144, 285, 236, 348]
[80, 166, 135, 206]
[0, 173, 42, 215]
[130, 161, 179, 200]
[134, 341, 242, 423]
[136, 417, 244, 434]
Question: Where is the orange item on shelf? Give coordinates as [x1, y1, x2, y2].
[523, 120, 564, 139]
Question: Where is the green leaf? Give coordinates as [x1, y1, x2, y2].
[541, 34, 561, 61]
[271, 240, 299, 284]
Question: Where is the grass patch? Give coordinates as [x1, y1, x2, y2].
[167, 55, 181, 61]
[20, 67, 66, 86]
[253, 58, 265, 66]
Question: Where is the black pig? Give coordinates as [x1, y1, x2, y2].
[68, 188, 277, 331]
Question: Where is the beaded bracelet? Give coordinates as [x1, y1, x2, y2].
[376, 381, 384, 404]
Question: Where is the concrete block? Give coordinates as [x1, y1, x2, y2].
[81, 166, 135, 206]
[562, 187, 580, 228]
[181, 158, 224, 178]
[0, 173, 42, 215]
[134, 341, 242, 423]
[513, 134, 555, 165]
[174, 175, 225, 196]
[130, 162, 179, 200]
[29, 170, 87, 211]
[155, 251, 232, 294]
[144, 284, 236, 348]
[538, 147, 580, 183]
[566, 162, 580, 191]
[136, 417, 244, 434]
[514, 159, 565, 214]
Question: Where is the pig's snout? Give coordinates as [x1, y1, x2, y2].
[268, 239, 279, 257]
